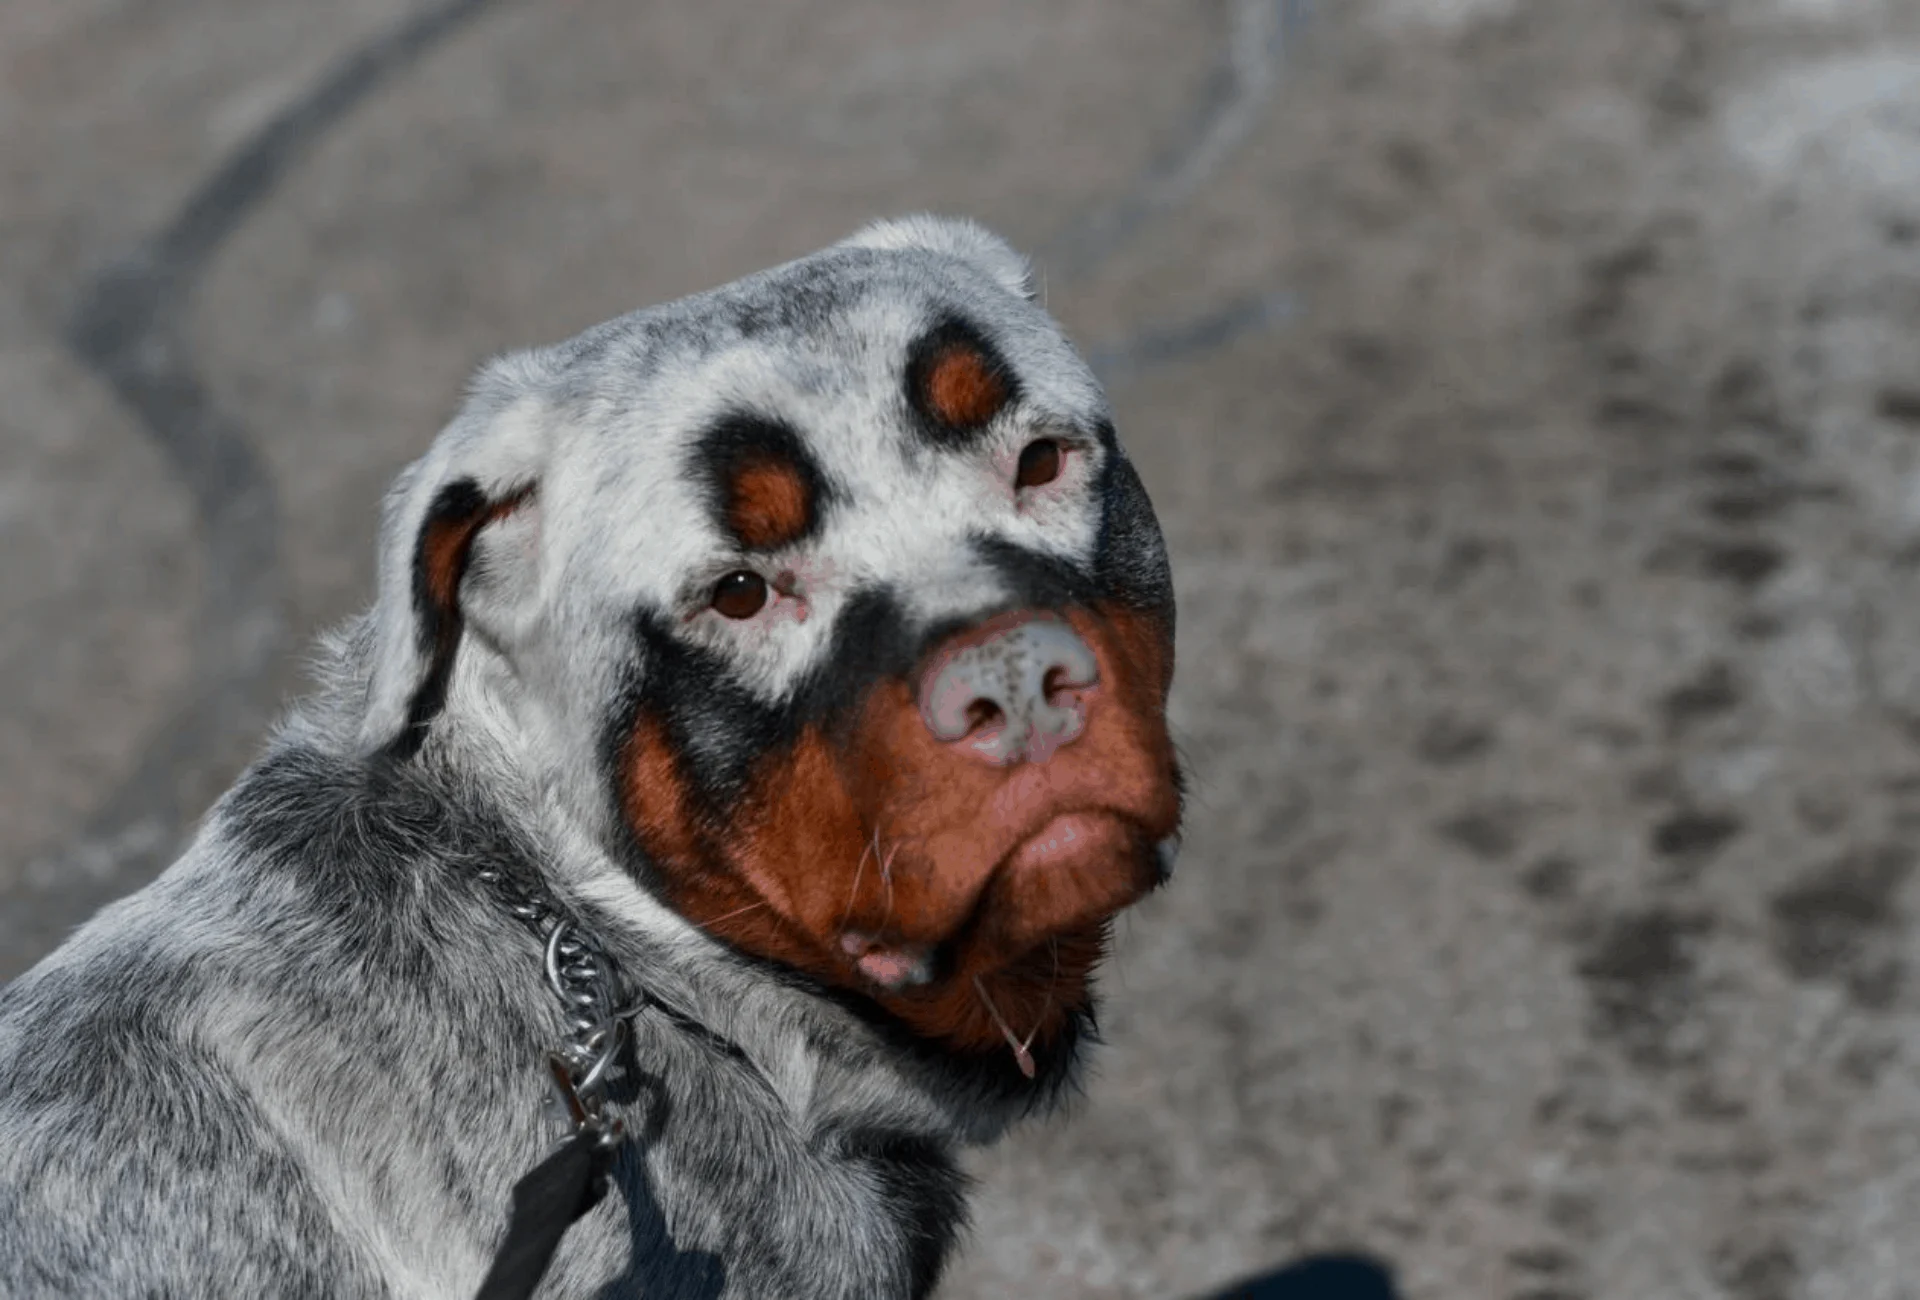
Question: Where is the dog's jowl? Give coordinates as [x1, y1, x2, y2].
[0, 217, 1183, 1299]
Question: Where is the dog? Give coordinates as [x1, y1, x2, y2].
[0, 216, 1183, 1299]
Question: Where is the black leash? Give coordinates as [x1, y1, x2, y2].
[469, 858, 650, 1300]
[473, 1056, 625, 1300]
[472, 1129, 617, 1300]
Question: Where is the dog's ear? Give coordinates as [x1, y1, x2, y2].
[840, 214, 1035, 301]
[360, 353, 556, 759]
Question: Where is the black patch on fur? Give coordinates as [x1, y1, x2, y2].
[689, 412, 837, 552]
[1093, 433, 1175, 634]
[904, 316, 1021, 447]
[728, 255, 872, 340]
[968, 534, 1103, 611]
[390, 478, 489, 762]
[228, 745, 549, 988]
[609, 613, 793, 850]
[816, 967, 1098, 1116]
[790, 585, 924, 731]
[837, 1130, 971, 1299]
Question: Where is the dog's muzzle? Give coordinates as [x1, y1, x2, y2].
[624, 596, 1180, 1051]
[828, 608, 1174, 994]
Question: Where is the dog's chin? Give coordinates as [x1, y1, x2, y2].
[822, 819, 1172, 1084]
[844, 811, 1161, 999]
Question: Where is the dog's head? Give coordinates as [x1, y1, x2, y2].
[358, 217, 1181, 1075]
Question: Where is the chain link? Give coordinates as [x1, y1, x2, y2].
[475, 865, 643, 1126]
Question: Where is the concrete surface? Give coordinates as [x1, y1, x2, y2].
[8, 0, 1920, 1295]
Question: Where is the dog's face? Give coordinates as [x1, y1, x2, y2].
[361, 218, 1181, 1069]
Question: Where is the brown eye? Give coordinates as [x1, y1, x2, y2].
[711, 570, 768, 619]
[1015, 438, 1063, 489]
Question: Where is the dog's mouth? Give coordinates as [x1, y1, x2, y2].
[836, 807, 1161, 996]
[830, 805, 1164, 1077]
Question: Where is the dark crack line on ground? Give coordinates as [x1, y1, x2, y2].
[3, 0, 508, 968]
[1045, 0, 1311, 390]
[1089, 288, 1302, 387]
[1039, 0, 1313, 284]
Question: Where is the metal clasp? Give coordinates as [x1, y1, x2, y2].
[545, 1053, 625, 1149]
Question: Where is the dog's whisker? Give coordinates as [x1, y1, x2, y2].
[839, 838, 873, 930]
[699, 898, 770, 929]
[1019, 968, 1055, 1061]
[972, 975, 1037, 1080]
[1007, 940, 1060, 1063]
[874, 837, 900, 928]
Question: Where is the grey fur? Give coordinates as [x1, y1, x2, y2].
[0, 216, 1174, 1299]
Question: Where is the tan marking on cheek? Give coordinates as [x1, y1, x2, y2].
[620, 714, 703, 868]
[922, 344, 1008, 429]
[731, 729, 867, 933]
[1063, 603, 1183, 831]
[726, 459, 812, 550]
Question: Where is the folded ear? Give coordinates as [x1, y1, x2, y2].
[361, 353, 556, 759]
[839, 214, 1035, 301]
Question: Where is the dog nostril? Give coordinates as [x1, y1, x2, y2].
[1041, 665, 1081, 706]
[964, 699, 1004, 735]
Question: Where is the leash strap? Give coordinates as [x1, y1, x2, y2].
[473, 1120, 618, 1300]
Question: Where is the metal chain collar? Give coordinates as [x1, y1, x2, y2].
[475, 865, 646, 1134]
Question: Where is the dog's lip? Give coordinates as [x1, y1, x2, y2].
[841, 930, 937, 991]
[999, 810, 1135, 876]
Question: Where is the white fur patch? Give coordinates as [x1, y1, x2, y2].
[359, 217, 1118, 773]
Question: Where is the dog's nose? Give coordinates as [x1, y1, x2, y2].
[919, 614, 1099, 765]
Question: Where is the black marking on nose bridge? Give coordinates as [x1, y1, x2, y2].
[793, 586, 920, 728]
[967, 536, 1100, 612]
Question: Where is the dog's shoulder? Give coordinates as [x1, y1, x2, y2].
[0, 849, 389, 1294]
[0, 738, 555, 1298]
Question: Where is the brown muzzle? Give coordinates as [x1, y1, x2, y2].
[621, 601, 1181, 1055]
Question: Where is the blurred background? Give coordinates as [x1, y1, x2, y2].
[8, 0, 1920, 1294]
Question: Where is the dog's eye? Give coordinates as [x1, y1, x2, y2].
[710, 571, 769, 619]
[1015, 439, 1063, 489]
